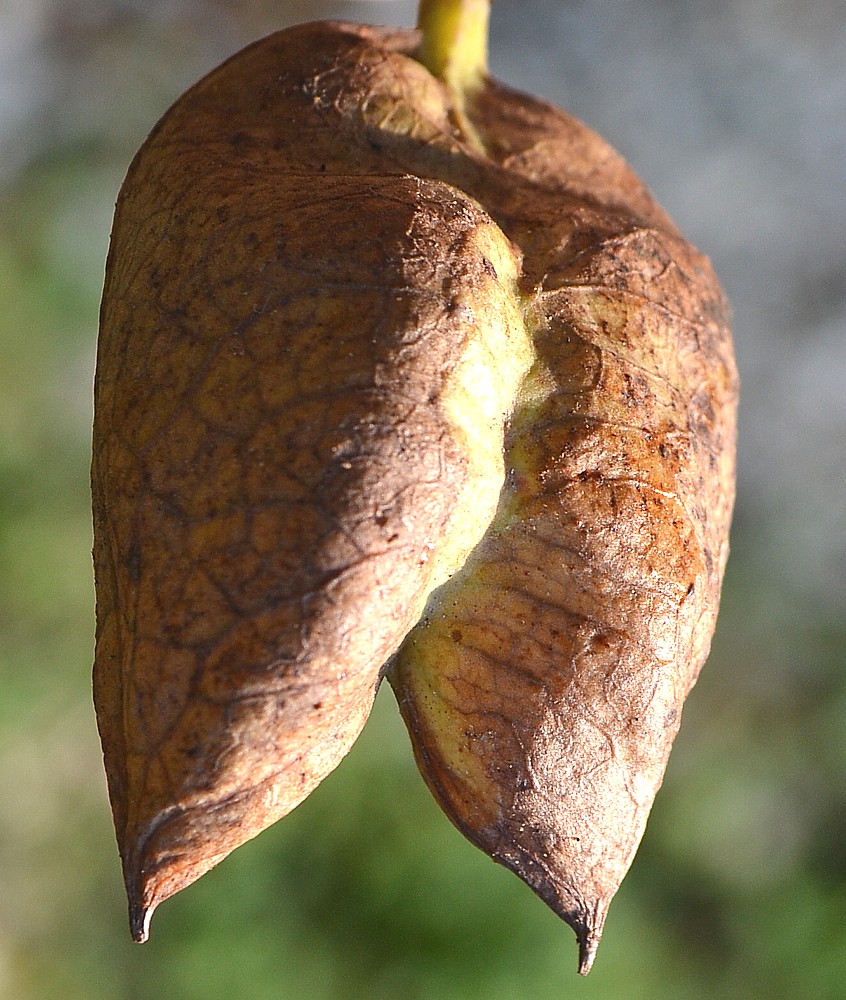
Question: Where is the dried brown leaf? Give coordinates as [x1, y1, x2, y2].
[92, 21, 737, 968]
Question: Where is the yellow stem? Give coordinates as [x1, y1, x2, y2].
[416, 0, 490, 95]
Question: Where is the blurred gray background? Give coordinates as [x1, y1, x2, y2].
[1, 2, 844, 997]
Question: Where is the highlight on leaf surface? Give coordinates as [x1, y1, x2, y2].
[92, 1, 737, 973]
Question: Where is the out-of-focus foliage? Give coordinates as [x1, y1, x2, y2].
[1, 2, 844, 997]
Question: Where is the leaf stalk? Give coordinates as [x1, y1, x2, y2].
[416, 0, 490, 94]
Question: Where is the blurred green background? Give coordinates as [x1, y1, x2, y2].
[1, 1, 844, 997]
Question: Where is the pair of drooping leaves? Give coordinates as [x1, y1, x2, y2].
[92, 17, 737, 974]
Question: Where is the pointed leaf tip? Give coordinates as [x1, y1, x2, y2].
[577, 930, 600, 976]
[573, 901, 607, 975]
[129, 898, 153, 944]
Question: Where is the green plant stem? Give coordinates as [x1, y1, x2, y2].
[416, 0, 490, 94]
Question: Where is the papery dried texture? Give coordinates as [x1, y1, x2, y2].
[93, 134, 535, 937]
[92, 19, 737, 965]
